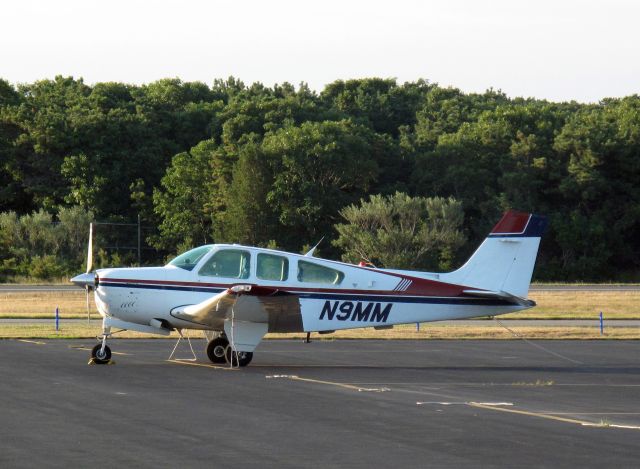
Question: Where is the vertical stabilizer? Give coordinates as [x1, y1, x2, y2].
[442, 211, 547, 297]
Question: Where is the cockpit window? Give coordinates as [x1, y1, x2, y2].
[199, 249, 251, 279]
[167, 245, 214, 271]
[297, 260, 344, 285]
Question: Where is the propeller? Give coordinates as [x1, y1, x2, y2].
[85, 222, 93, 323]
[86, 222, 93, 275]
[70, 222, 95, 323]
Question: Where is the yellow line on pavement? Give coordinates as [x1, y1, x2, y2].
[166, 359, 238, 370]
[468, 403, 640, 429]
[267, 375, 389, 392]
[18, 339, 46, 345]
[288, 375, 365, 391]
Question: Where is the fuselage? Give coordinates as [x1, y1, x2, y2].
[93, 244, 528, 334]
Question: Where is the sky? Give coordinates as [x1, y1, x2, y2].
[2, 0, 638, 102]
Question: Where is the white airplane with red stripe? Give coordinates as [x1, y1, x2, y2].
[71, 210, 547, 366]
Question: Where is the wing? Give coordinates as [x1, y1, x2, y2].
[170, 284, 303, 332]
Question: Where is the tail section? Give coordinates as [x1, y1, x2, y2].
[443, 210, 547, 297]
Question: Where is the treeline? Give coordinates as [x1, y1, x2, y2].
[1, 76, 639, 281]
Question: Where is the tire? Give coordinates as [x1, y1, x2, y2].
[225, 348, 253, 367]
[91, 344, 111, 364]
[206, 337, 229, 364]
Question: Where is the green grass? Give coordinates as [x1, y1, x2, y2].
[1, 287, 639, 340]
[2, 289, 640, 320]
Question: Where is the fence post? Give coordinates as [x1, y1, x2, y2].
[599, 311, 604, 335]
[55, 307, 59, 331]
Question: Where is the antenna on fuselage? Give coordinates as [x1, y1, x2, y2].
[304, 237, 324, 257]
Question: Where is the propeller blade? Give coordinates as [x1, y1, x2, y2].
[86, 285, 91, 324]
[86, 222, 93, 274]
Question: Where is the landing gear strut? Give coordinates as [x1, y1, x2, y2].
[205, 335, 253, 367]
[91, 327, 112, 364]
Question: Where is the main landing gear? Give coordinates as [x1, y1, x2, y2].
[206, 335, 253, 367]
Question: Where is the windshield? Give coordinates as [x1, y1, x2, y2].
[167, 245, 214, 271]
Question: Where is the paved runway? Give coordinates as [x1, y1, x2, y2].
[1, 339, 639, 468]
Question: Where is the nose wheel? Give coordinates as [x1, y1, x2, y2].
[90, 343, 112, 364]
[205, 336, 253, 367]
[90, 323, 112, 365]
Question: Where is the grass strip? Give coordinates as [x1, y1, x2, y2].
[3, 289, 640, 319]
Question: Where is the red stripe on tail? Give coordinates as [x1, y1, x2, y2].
[490, 210, 531, 235]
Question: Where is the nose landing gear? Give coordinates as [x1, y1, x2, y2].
[90, 343, 112, 364]
[90, 325, 112, 365]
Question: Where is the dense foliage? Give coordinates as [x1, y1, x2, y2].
[1, 75, 638, 280]
[334, 193, 465, 270]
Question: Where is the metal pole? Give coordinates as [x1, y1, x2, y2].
[137, 213, 141, 267]
[599, 311, 604, 335]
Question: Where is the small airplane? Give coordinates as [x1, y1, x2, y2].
[71, 210, 547, 366]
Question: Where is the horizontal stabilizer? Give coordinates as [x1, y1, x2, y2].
[462, 289, 536, 307]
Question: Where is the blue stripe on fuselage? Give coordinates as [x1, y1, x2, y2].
[98, 281, 513, 306]
[100, 281, 225, 294]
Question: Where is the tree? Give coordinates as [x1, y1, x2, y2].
[321, 78, 431, 137]
[153, 140, 217, 250]
[219, 139, 276, 245]
[334, 193, 465, 270]
[0, 206, 92, 280]
[264, 120, 379, 251]
[3, 74, 640, 281]
[0, 79, 27, 212]
[550, 96, 640, 279]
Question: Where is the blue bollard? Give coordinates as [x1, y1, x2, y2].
[599, 311, 604, 335]
[55, 307, 59, 331]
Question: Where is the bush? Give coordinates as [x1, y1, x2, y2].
[29, 255, 68, 280]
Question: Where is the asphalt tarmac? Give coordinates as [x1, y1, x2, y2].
[1, 339, 639, 468]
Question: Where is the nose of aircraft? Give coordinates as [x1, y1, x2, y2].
[71, 272, 97, 288]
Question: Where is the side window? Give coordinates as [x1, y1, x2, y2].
[199, 249, 251, 279]
[297, 260, 344, 285]
[257, 253, 289, 281]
